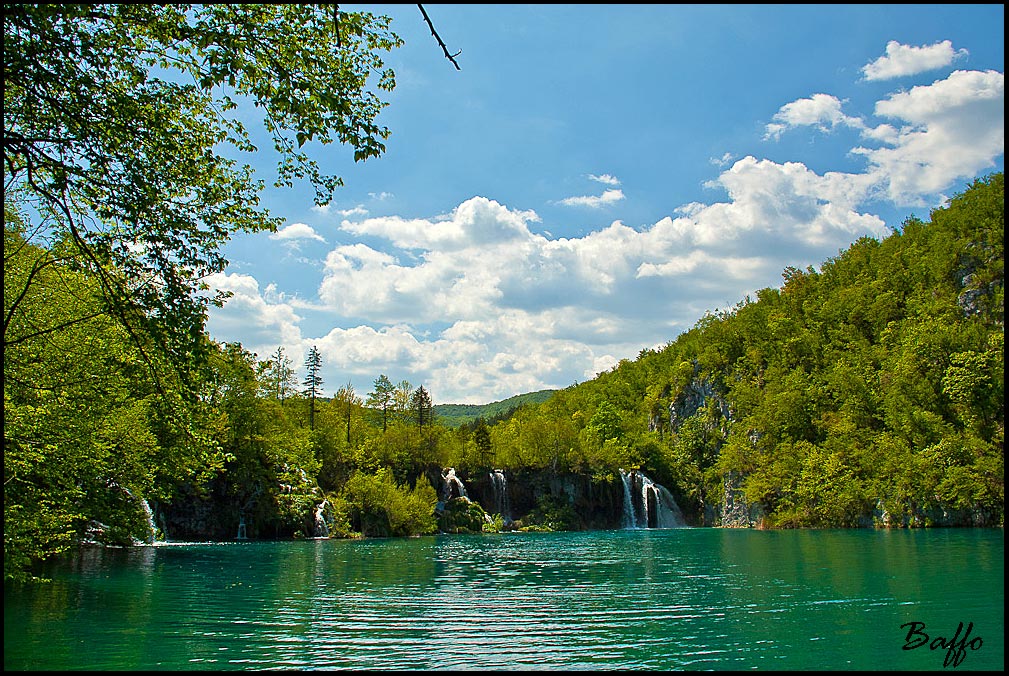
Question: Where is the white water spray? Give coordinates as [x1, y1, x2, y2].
[312, 499, 330, 538]
[441, 468, 469, 503]
[619, 469, 687, 529]
[489, 469, 513, 525]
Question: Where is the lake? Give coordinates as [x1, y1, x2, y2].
[4, 528, 1003, 671]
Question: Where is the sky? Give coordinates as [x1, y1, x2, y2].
[204, 4, 1005, 405]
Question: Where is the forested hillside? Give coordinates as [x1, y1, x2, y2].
[434, 389, 557, 427]
[488, 172, 1003, 529]
[5, 173, 1002, 583]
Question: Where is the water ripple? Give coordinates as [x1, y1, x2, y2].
[4, 529, 1004, 671]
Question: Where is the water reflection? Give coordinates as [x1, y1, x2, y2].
[4, 529, 1003, 671]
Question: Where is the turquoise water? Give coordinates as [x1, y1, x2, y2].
[4, 528, 1003, 671]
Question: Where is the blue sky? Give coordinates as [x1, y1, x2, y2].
[205, 4, 1005, 405]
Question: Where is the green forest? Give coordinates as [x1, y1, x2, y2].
[6, 173, 1003, 582]
[433, 390, 558, 428]
[3, 6, 1003, 584]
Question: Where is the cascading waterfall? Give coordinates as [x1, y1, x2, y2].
[113, 480, 159, 544]
[236, 514, 249, 540]
[312, 499, 330, 538]
[139, 498, 158, 544]
[441, 467, 469, 503]
[488, 469, 513, 525]
[619, 469, 687, 529]
[620, 470, 637, 529]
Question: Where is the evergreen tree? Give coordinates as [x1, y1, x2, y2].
[303, 345, 324, 430]
[367, 374, 396, 432]
[412, 386, 434, 431]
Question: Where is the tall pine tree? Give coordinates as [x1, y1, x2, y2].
[367, 374, 395, 432]
[303, 345, 324, 430]
[411, 385, 434, 431]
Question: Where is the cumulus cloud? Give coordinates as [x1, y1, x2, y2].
[268, 222, 326, 245]
[762, 69, 1002, 205]
[204, 271, 304, 358]
[589, 173, 621, 186]
[338, 205, 369, 218]
[293, 152, 894, 401]
[855, 69, 1004, 203]
[765, 93, 866, 140]
[312, 203, 370, 218]
[558, 188, 626, 208]
[206, 50, 1003, 404]
[340, 196, 539, 251]
[862, 40, 968, 81]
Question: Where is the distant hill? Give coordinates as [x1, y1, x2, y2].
[434, 389, 557, 427]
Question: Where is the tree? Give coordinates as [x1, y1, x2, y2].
[367, 374, 396, 432]
[303, 345, 324, 430]
[393, 379, 415, 422]
[4, 4, 403, 386]
[412, 385, 434, 431]
[4, 4, 463, 578]
[197, 341, 320, 540]
[259, 346, 298, 404]
[4, 215, 224, 580]
[474, 419, 493, 467]
[333, 381, 363, 445]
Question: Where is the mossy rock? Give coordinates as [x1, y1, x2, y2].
[438, 497, 488, 534]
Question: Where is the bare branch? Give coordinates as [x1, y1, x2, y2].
[417, 4, 461, 70]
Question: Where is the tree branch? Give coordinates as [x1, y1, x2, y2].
[417, 4, 461, 70]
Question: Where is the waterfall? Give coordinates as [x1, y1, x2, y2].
[639, 473, 687, 528]
[104, 479, 160, 544]
[139, 498, 158, 544]
[488, 469, 512, 525]
[619, 469, 687, 529]
[113, 480, 158, 544]
[441, 468, 469, 503]
[619, 470, 637, 529]
[236, 514, 248, 540]
[312, 499, 330, 538]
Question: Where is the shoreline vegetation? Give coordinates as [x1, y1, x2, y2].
[2, 0, 1002, 587]
[6, 173, 1003, 583]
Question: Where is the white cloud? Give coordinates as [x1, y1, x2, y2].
[710, 152, 736, 167]
[765, 93, 866, 140]
[311, 204, 369, 218]
[340, 196, 539, 251]
[206, 53, 1004, 404]
[204, 271, 304, 358]
[268, 222, 325, 244]
[761, 69, 1002, 206]
[862, 40, 968, 81]
[338, 205, 369, 218]
[558, 188, 626, 208]
[588, 173, 621, 186]
[854, 69, 1004, 203]
[296, 152, 894, 401]
[588, 354, 620, 380]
